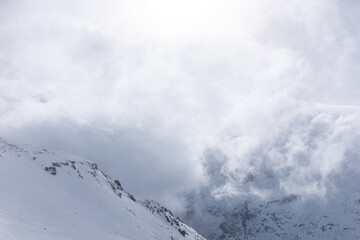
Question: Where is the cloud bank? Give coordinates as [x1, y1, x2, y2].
[1, 0, 360, 206]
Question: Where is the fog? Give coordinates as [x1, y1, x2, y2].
[1, 0, 360, 208]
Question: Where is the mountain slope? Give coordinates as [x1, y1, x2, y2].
[181, 154, 360, 240]
[183, 191, 360, 240]
[0, 138, 205, 240]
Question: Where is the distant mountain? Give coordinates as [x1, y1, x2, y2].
[181, 151, 360, 240]
[183, 191, 360, 240]
[0, 138, 205, 240]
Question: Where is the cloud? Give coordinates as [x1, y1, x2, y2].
[204, 101, 360, 200]
[1, 0, 360, 206]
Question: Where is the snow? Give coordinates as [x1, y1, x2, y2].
[0, 138, 205, 240]
[181, 165, 360, 239]
[2, 135, 359, 240]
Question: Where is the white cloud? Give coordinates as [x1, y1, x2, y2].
[1, 0, 360, 206]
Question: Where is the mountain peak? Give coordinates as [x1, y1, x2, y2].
[0, 138, 206, 240]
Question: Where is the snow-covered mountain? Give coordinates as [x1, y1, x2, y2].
[183, 191, 360, 240]
[0, 138, 205, 240]
[2, 136, 359, 240]
[181, 151, 360, 240]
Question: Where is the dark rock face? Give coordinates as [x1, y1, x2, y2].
[114, 180, 122, 189]
[43, 161, 86, 179]
[44, 166, 56, 175]
[268, 195, 298, 205]
[179, 229, 187, 236]
[40, 159, 141, 204]
[128, 193, 136, 202]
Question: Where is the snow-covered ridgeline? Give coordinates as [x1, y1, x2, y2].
[0, 138, 205, 240]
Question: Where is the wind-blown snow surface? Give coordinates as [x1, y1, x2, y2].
[0, 138, 205, 240]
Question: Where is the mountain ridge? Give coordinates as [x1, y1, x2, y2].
[0, 137, 205, 240]
[181, 162, 360, 240]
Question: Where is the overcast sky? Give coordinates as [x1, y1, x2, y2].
[1, 0, 360, 208]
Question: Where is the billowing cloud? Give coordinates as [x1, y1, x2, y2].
[1, 0, 360, 207]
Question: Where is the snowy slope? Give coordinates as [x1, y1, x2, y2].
[0, 138, 205, 240]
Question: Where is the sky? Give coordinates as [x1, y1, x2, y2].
[1, 0, 360, 208]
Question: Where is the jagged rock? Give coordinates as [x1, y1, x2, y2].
[128, 193, 136, 202]
[114, 180, 122, 189]
[44, 166, 56, 175]
[179, 229, 187, 236]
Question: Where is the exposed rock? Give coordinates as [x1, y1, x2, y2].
[128, 193, 136, 202]
[44, 166, 56, 175]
